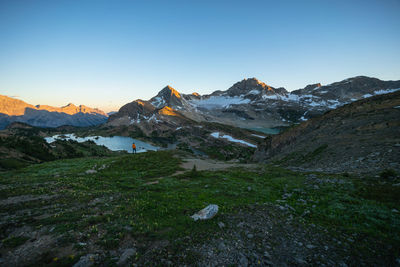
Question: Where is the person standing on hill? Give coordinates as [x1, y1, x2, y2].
[132, 143, 136, 154]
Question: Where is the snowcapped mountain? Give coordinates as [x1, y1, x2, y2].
[150, 85, 186, 109]
[108, 86, 197, 133]
[0, 95, 108, 129]
[108, 76, 400, 132]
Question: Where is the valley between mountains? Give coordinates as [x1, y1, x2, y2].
[0, 76, 399, 266]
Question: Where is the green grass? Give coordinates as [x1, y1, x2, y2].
[0, 150, 399, 263]
[2, 235, 30, 248]
[274, 144, 329, 165]
[0, 158, 30, 170]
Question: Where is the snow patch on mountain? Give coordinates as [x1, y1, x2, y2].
[363, 94, 373, 98]
[151, 97, 165, 108]
[210, 132, 257, 148]
[251, 134, 266, 138]
[247, 89, 260, 95]
[374, 88, 400, 95]
[190, 96, 250, 109]
[299, 111, 308, 121]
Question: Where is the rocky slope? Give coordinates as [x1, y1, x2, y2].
[0, 95, 108, 129]
[253, 91, 400, 174]
[108, 76, 400, 132]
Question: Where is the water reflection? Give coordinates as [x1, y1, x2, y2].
[44, 134, 158, 153]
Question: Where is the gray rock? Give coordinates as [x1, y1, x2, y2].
[295, 257, 307, 264]
[264, 259, 273, 265]
[218, 221, 225, 228]
[278, 205, 286, 211]
[239, 254, 249, 267]
[98, 164, 107, 170]
[117, 248, 136, 266]
[85, 169, 97, 174]
[282, 193, 292, 199]
[285, 204, 295, 211]
[191, 204, 219, 221]
[247, 233, 254, 239]
[263, 251, 271, 259]
[73, 254, 96, 267]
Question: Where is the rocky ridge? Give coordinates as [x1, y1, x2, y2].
[0, 95, 108, 129]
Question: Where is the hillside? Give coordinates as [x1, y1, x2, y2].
[0, 151, 399, 266]
[0, 95, 108, 129]
[253, 91, 400, 174]
[0, 123, 118, 170]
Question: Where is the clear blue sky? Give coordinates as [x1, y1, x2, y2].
[1, 0, 399, 112]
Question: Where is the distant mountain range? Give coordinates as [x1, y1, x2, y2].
[1, 76, 399, 131]
[108, 76, 400, 132]
[0, 95, 108, 129]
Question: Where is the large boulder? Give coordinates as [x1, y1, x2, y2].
[191, 204, 219, 221]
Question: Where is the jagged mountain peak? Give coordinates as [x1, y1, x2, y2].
[233, 77, 269, 89]
[158, 85, 181, 99]
[225, 77, 287, 97]
[150, 85, 185, 108]
[302, 83, 322, 91]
